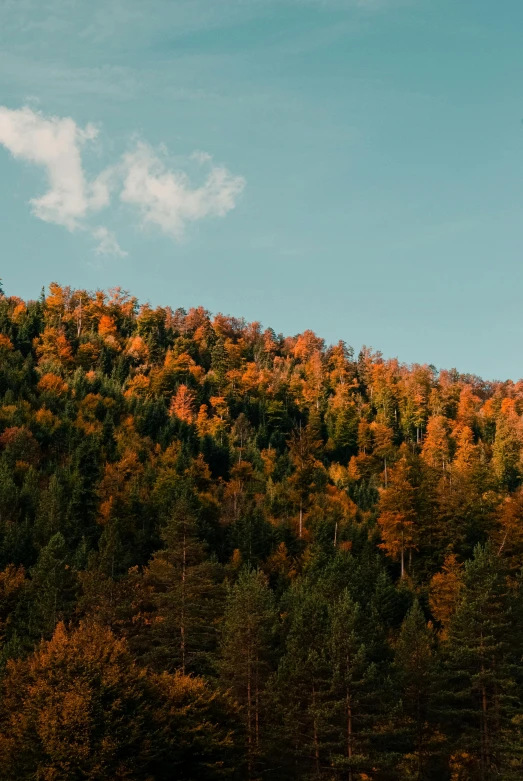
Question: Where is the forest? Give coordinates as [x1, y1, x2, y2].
[0, 280, 522, 780]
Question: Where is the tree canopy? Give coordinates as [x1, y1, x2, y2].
[0, 281, 522, 779]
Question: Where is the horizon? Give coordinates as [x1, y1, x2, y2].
[1, 277, 517, 386]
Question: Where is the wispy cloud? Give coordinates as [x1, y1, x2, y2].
[0, 0, 397, 52]
[117, 142, 245, 240]
[92, 226, 128, 258]
[0, 105, 109, 230]
[0, 105, 245, 255]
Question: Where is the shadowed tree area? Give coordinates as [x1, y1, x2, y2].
[0, 283, 522, 779]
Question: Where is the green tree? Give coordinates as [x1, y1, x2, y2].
[219, 568, 277, 778]
[29, 532, 77, 639]
[133, 496, 221, 675]
[442, 545, 522, 780]
[394, 599, 439, 780]
[328, 590, 379, 780]
[273, 583, 331, 779]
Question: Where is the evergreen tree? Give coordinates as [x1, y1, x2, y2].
[2, 281, 523, 777]
[134, 496, 221, 675]
[219, 568, 277, 778]
[29, 532, 77, 639]
[273, 583, 332, 779]
[328, 590, 380, 780]
[442, 544, 522, 779]
[394, 599, 439, 780]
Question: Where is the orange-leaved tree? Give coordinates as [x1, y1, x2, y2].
[0, 621, 240, 781]
[378, 454, 417, 578]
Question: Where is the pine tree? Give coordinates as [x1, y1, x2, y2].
[29, 532, 77, 640]
[394, 599, 439, 780]
[219, 568, 277, 778]
[377, 455, 417, 578]
[288, 425, 325, 539]
[273, 583, 332, 779]
[134, 495, 221, 675]
[429, 553, 463, 638]
[328, 589, 379, 780]
[441, 544, 522, 779]
[491, 400, 522, 491]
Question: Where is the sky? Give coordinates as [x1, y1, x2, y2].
[1, 0, 523, 381]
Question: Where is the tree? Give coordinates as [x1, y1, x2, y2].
[34, 473, 67, 546]
[378, 455, 417, 578]
[272, 583, 332, 779]
[495, 488, 523, 567]
[0, 621, 153, 780]
[422, 415, 451, 471]
[370, 420, 395, 486]
[442, 545, 523, 779]
[394, 600, 438, 780]
[0, 563, 26, 664]
[133, 496, 221, 675]
[328, 590, 379, 780]
[29, 532, 77, 639]
[151, 671, 242, 780]
[219, 569, 277, 777]
[429, 553, 463, 638]
[0, 621, 241, 781]
[288, 425, 325, 538]
[325, 386, 359, 460]
[170, 383, 197, 424]
[491, 400, 522, 491]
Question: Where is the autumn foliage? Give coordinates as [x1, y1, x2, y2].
[0, 282, 522, 778]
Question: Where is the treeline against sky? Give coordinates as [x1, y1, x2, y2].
[0, 282, 522, 780]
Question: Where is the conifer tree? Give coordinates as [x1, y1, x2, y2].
[328, 589, 379, 780]
[29, 532, 77, 639]
[394, 599, 438, 780]
[219, 568, 277, 778]
[429, 553, 463, 638]
[377, 455, 417, 578]
[135, 495, 221, 675]
[273, 583, 332, 779]
[442, 544, 522, 779]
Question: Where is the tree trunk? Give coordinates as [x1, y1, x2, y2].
[417, 690, 423, 781]
[479, 630, 489, 781]
[347, 686, 353, 781]
[312, 683, 320, 777]
[247, 646, 253, 778]
[180, 526, 187, 675]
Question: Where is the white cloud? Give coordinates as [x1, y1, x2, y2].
[191, 150, 213, 165]
[0, 105, 109, 230]
[0, 105, 245, 252]
[118, 141, 245, 239]
[92, 226, 128, 258]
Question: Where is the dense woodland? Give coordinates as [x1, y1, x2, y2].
[0, 280, 522, 779]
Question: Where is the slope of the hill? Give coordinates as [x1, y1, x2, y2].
[0, 282, 522, 780]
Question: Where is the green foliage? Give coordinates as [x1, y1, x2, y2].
[0, 282, 521, 778]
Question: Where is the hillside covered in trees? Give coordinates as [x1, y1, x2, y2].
[0, 281, 522, 780]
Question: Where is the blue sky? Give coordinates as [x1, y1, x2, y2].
[1, 0, 523, 380]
